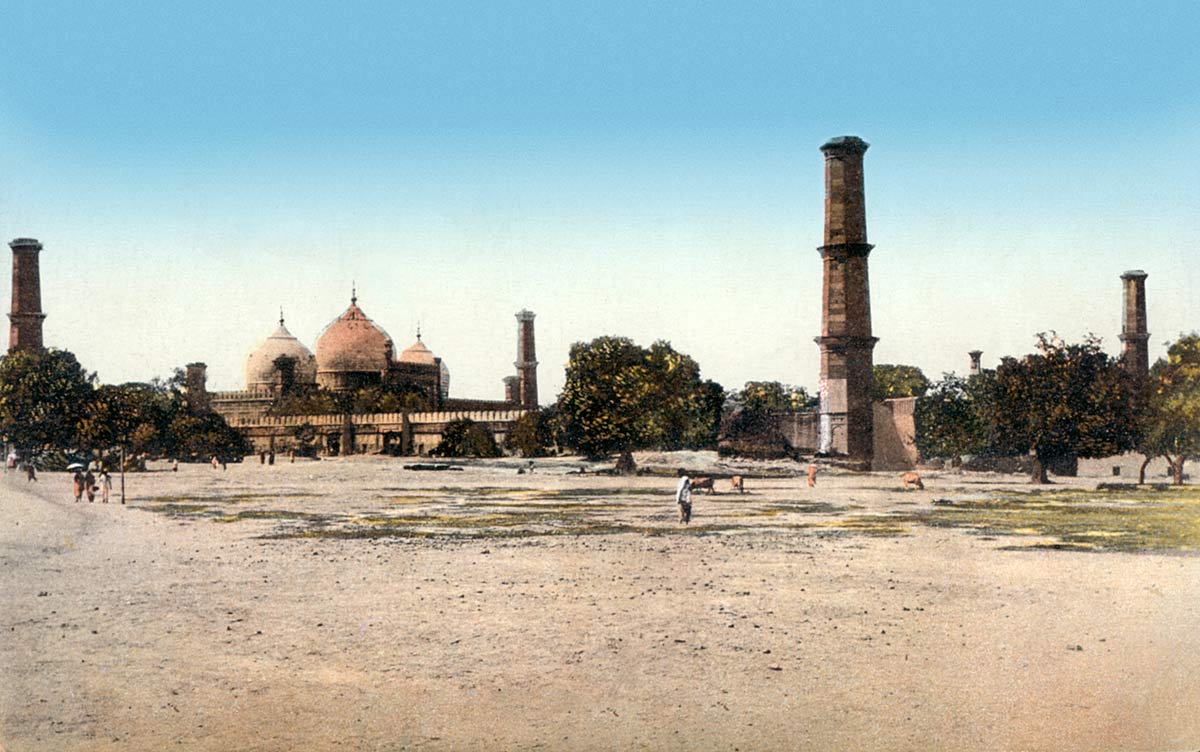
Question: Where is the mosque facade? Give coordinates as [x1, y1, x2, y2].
[191, 292, 536, 456]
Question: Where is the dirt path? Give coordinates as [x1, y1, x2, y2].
[2, 461, 1199, 751]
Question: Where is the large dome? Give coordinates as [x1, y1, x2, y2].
[315, 297, 395, 375]
[245, 317, 317, 390]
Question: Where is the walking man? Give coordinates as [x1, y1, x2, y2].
[675, 471, 693, 525]
[807, 464, 817, 488]
[72, 469, 85, 502]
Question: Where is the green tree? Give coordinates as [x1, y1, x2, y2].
[79, 382, 180, 461]
[872, 364, 930, 401]
[727, 381, 816, 413]
[433, 418, 501, 458]
[1138, 333, 1200, 485]
[168, 411, 251, 460]
[505, 411, 553, 458]
[555, 336, 723, 460]
[984, 333, 1137, 483]
[0, 348, 95, 457]
[914, 373, 993, 463]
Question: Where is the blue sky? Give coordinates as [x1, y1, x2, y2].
[1, 1, 1197, 399]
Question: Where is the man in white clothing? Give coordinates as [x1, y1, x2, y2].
[675, 472, 693, 525]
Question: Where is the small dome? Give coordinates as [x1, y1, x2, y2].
[245, 318, 317, 390]
[315, 297, 394, 374]
[399, 337, 436, 366]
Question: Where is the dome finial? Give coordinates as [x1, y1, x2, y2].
[416, 320, 422, 341]
[351, 281, 357, 305]
[279, 307, 285, 327]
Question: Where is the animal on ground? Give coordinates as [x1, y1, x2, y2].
[901, 472, 924, 490]
[730, 475, 745, 493]
[691, 476, 716, 494]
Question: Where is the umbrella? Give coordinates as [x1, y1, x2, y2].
[66, 462, 86, 470]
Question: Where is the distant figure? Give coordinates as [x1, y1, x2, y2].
[99, 470, 112, 503]
[172, 459, 179, 472]
[807, 464, 817, 488]
[676, 472, 693, 524]
[730, 475, 745, 494]
[527, 460, 535, 474]
[6, 450, 16, 471]
[210, 456, 219, 469]
[901, 472, 924, 490]
[84, 470, 96, 503]
[690, 477, 716, 495]
[260, 452, 266, 464]
[289, 450, 295, 464]
[268, 451, 275, 465]
[72, 470, 85, 502]
[221, 458, 228, 471]
[24, 461, 37, 482]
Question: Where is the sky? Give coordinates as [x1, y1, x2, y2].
[1, 1, 1197, 400]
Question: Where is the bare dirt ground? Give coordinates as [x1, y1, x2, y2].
[2, 455, 1199, 751]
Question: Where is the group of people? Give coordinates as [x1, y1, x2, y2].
[72, 467, 114, 504]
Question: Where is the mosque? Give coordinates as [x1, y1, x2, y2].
[188, 292, 539, 456]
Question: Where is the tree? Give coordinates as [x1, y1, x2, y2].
[1138, 333, 1200, 484]
[983, 333, 1138, 483]
[79, 382, 180, 461]
[720, 381, 815, 459]
[433, 418, 501, 458]
[555, 337, 724, 460]
[727, 381, 816, 413]
[168, 411, 251, 460]
[914, 373, 990, 463]
[0, 348, 95, 457]
[505, 411, 553, 458]
[872, 364, 930, 401]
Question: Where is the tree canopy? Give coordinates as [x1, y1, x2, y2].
[871, 364, 930, 401]
[983, 334, 1137, 483]
[555, 337, 723, 459]
[913, 372, 993, 462]
[0, 348, 95, 456]
[1138, 333, 1200, 484]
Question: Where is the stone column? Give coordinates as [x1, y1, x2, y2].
[503, 375, 519, 404]
[8, 238, 46, 354]
[814, 136, 877, 463]
[1119, 270, 1149, 378]
[968, 351, 983, 376]
[515, 309, 538, 409]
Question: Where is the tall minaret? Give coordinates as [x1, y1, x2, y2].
[515, 309, 538, 409]
[968, 351, 983, 376]
[814, 137, 877, 463]
[8, 238, 46, 354]
[1119, 270, 1149, 378]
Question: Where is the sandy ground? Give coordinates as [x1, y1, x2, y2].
[2, 456, 1199, 751]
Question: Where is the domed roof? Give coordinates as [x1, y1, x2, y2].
[399, 335, 436, 366]
[245, 315, 317, 389]
[315, 295, 394, 374]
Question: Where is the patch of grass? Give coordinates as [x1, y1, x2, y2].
[918, 486, 1200, 553]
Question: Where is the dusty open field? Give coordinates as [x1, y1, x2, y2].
[2, 454, 1199, 751]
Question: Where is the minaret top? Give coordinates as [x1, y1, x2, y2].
[1121, 269, 1148, 280]
[9, 238, 42, 251]
[820, 136, 870, 156]
[516, 309, 536, 322]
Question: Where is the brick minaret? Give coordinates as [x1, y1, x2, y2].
[8, 238, 46, 354]
[814, 136, 877, 462]
[968, 351, 983, 376]
[185, 362, 210, 413]
[515, 310, 538, 409]
[1119, 270, 1149, 378]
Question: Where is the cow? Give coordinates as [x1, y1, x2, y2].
[901, 472, 924, 490]
[690, 476, 716, 494]
[730, 475, 745, 494]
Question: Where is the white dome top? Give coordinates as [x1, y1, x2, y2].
[245, 318, 317, 390]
